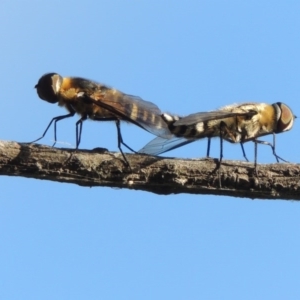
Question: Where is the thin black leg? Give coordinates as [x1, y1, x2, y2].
[115, 120, 136, 153]
[217, 125, 225, 188]
[219, 131, 223, 166]
[65, 116, 85, 165]
[93, 116, 136, 154]
[206, 138, 211, 157]
[254, 138, 258, 175]
[30, 112, 75, 147]
[115, 120, 131, 167]
[240, 143, 249, 162]
[75, 117, 85, 150]
[254, 134, 288, 163]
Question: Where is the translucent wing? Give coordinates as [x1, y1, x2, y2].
[86, 91, 172, 138]
[174, 110, 257, 126]
[138, 136, 196, 156]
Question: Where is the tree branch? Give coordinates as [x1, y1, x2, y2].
[0, 140, 299, 200]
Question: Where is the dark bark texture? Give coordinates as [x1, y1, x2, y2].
[0, 140, 299, 200]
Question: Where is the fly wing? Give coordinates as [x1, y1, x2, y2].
[86, 90, 172, 138]
[138, 136, 196, 156]
[174, 110, 257, 126]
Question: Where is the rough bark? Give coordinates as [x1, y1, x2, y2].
[0, 140, 299, 200]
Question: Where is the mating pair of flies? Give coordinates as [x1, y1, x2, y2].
[33, 73, 295, 169]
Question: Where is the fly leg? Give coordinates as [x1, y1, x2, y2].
[75, 116, 87, 150]
[206, 138, 211, 157]
[92, 116, 135, 155]
[29, 112, 75, 146]
[254, 133, 288, 163]
[115, 120, 137, 154]
[253, 139, 258, 176]
[115, 120, 132, 168]
[240, 143, 249, 162]
[214, 121, 227, 187]
[216, 122, 241, 187]
[218, 121, 238, 165]
[65, 116, 86, 164]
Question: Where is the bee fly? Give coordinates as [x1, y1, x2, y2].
[32, 73, 171, 166]
[139, 102, 295, 170]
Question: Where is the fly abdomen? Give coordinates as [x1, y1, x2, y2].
[128, 102, 139, 121]
[161, 113, 186, 135]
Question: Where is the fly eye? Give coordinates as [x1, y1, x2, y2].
[276, 103, 294, 132]
[35, 73, 60, 103]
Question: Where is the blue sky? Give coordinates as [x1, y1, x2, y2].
[1, 1, 300, 299]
